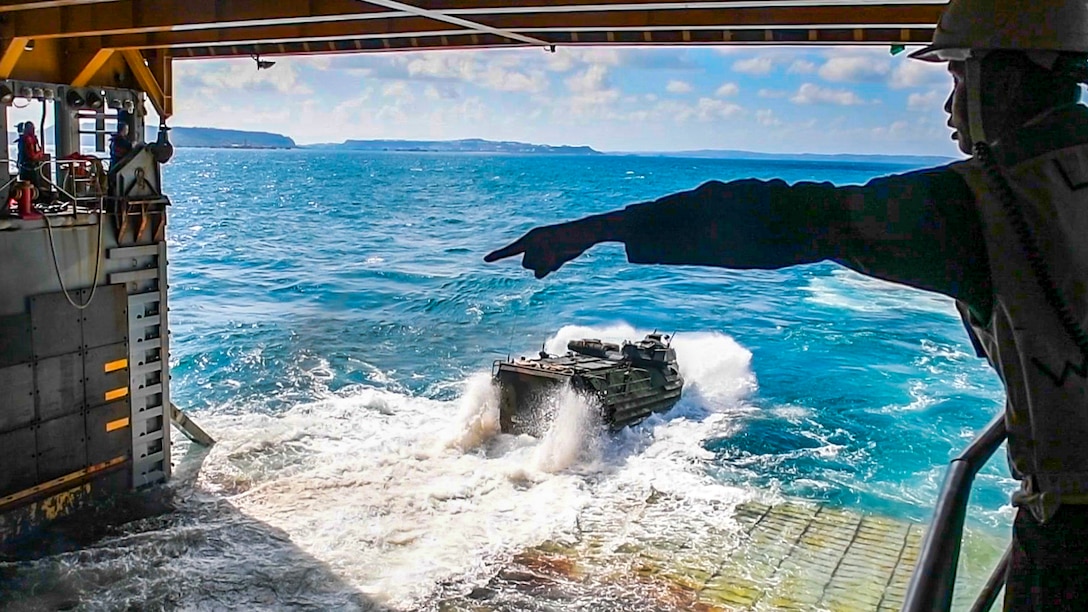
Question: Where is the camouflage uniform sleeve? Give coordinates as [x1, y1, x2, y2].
[621, 165, 992, 316]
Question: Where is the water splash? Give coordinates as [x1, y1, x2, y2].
[531, 385, 602, 473]
[444, 372, 501, 451]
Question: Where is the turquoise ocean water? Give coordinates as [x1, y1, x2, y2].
[4, 149, 1011, 610]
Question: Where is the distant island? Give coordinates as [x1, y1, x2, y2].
[304, 138, 601, 155]
[151, 127, 296, 149]
[144, 126, 954, 165]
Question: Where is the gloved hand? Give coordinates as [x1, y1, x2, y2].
[484, 211, 625, 278]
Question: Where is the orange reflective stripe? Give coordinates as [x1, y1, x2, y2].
[105, 417, 130, 432]
[104, 358, 128, 373]
[104, 387, 129, 402]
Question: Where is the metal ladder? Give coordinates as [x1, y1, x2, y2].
[903, 412, 1010, 612]
[107, 242, 172, 488]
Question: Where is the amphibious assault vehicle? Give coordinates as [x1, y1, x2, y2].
[493, 333, 684, 435]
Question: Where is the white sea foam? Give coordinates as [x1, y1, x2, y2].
[162, 322, 762, 609]
[531, 385, 602, 473]
[804, 267, 957, 316]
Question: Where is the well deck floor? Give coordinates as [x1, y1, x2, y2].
[436, 494, 1006, 611]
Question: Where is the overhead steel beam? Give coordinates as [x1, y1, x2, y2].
[356, 0, 554, 48]
[120, 49, 169, 117]
[146, 48, 172, 117]
[86, 4, 939, 51]
[0, 37, 28, 78]
[168, 25, 933, 58]
[435, 0, 949, 14]
[0, 0, 119, 11]
[96, 16, 456, 49]
[4, 0, 946, 39]
[70, 47, 114, 85]
[4, 0, 394, 39]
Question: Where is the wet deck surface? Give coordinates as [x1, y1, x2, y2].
[433, 492, 1004, 612]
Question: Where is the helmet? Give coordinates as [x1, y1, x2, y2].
[911, 0, 1088, 63]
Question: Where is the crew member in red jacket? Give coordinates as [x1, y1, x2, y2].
[16, 121, 46, 200]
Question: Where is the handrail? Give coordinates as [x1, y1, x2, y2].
[903, 411, 1008, 612]
[969, 544, 1011, 612]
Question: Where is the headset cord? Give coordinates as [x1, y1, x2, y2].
[974, 141, 1088, 360]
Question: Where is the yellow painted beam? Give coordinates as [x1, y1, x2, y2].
[70, 47, 115, 87]
[0, 37, 28, 79]
[120, 48, 167, 117]
[147, 49, 172, 118]
[8, 0, 388, 39]
[0, 456, 127, 510]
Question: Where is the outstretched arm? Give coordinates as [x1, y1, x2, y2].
[485, 165, 991, 315]
[483, 210, 628, 279]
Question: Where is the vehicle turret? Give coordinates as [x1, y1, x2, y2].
[494, 333, 684, 435]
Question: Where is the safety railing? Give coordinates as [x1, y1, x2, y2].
[52, 157, 107, 211]
[903, 411, 1009, 612]
[1, 156, 106, 215]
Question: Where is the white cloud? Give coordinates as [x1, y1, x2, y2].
[559, 64, 622, 118]
[757, 108, 783, 126]
[649, 98, 744, 123]
[693, 97, 744, 121]
[715, 82, 739, 97]
[818, 56, 891, 83]
[890, 60, 949, 89]
[566, 64, 610, 94]
[732, 56, 775, 75]
[758, 88, 788, 99]
[179, 59, 313, 95]
[907, 90, 943, 111]
[756, 109, 782, 127]
[666, 80, 694, 94]
[791, 83, 866, 106]
[546, 51, 576, 73]
[546, 48, 622, 73]
[788, 60, 817, 75]
[404, 52, 547, 93]
[381, 81, 413, 100]
[871, 120, 911, 138]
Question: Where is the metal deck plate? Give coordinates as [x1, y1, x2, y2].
[81, 285, 128, 350]
[35, 413, 88, 483]
[29, 293, 83, 361]
[35, 352, 85, 422]
[0, 314, 33, 368]
[0, 363, 35, 432]
[435, 496, 1006, 612]
[0, 428, 36, 497]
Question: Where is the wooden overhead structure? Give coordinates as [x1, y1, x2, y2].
[0, 0, 948, 117]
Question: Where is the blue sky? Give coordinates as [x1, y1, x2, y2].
[168, 45, 956, 156]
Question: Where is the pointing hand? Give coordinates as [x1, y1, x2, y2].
[484, 212, 625, 279]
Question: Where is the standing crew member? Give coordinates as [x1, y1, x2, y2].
[109, 122, 132, 168]
[16, 121, 46, 198]
[485, 0, 1088, 609]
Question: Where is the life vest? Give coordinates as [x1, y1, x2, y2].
[952, 131, 1088, 521]
[17, 133, 43, 169]
[109, 135, 132, 163]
